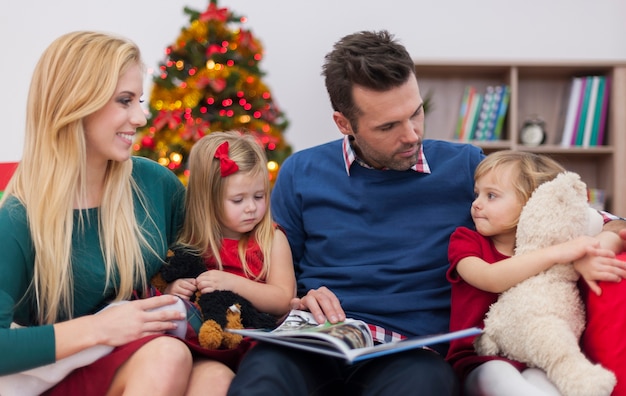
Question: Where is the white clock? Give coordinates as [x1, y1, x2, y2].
[520, 119, 546, 146]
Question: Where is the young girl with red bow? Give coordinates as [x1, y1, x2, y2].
[165, 131, 295, 374]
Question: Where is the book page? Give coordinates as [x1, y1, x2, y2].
[270, 310, 373, 349]
[272, 310, 321, 332]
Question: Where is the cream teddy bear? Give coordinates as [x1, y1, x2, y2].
[474, 171, 616, 396]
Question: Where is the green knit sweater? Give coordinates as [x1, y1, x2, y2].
[0, 157, 185, 374]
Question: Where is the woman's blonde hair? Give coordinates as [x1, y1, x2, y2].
[475, 150, 566, 205]
[178, 131, 274, 280]
[2, 31, 153, 324]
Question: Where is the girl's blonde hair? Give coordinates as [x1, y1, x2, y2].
[178, 131, 274, 280]
[1, 31, 153, 324]
[475, 150, 566, 205]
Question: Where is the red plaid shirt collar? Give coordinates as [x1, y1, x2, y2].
[367, 323, 407, 344]
[342, 136, 431, 175]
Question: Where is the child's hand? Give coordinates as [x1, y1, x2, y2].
[165, 278, 197, 300]
[619, 228, 626, 252]
[196, 270, 237, 294]
[574, 245, 626, 296]
[554, 235, 604, 264]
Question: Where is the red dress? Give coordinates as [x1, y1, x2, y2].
[205, 237, 266, 280]
[446, 226, 526, 382]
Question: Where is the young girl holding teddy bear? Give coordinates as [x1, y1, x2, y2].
[446, 150, 626, 396]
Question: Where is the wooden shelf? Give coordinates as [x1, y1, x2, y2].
[416, 61, 626, 216]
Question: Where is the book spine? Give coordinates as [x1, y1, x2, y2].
[492, 85, 510, 140]
[588, 76, 606, 147]
[560, 77, 583, 147]
[596, 76, 611, 146]
[475, 86, 495, 141]
[574, 76, 592, 146]
[459, 87, 477, 141]
[465, 92, 483, 141]
[454, 86, 472, 140]
[581, 76, 600, 148]
[484, 85, 503, 141]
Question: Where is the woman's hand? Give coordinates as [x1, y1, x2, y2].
[53, 295, 186, 361]
[93, 295, 185, 346]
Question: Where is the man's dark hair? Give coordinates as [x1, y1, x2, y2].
[322, 30, 416, 129]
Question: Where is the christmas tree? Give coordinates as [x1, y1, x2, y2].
[133, 0, 291, 183]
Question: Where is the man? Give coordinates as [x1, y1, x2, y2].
[229, 29, 478, 396]
[228, 30, 626, 395]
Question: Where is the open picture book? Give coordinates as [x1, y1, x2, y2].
[228, 309, 481, 363]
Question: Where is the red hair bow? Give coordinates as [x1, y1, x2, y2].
[214, 141, 239, 177]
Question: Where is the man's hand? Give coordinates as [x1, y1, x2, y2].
[290, 286, 345, 324]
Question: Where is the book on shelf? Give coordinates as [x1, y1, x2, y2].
[476, 85, 506, 141]
[228, 309, 482, 364]
[474, 86, 496, 141]
[454, 86, 473, 140]
[464, 91, 483, 141]
[570, 76, 588, 146]
[456, 86, 479, 141]
[595, 76, 611, 146]
[492, 85, 510, 140]
[588, 76, 606, 147]
[581, 76, 601, 147]
[560, 77, 584, 147]
[560, 75, 611, 147]
[574, 76, 593, 146]
[454, 85, 509, 142]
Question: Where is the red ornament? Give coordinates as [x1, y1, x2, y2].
[238, 30, 259, 52]
[141, 135, 155, 149]
[153, 110, 183, 131]
[206, 44, 223, 57]
[209, 78, 227, 93]
[180, 118, 210, 142]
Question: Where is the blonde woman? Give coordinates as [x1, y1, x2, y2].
[0, 31, 232, 395]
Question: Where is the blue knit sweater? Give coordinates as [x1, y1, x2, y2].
[271, 139, 484, 347]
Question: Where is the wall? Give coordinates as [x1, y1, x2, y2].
[1, 0, 625, 162]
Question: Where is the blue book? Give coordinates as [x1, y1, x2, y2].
[474, 86, 496, 141]
[492, 85, 510, 140]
